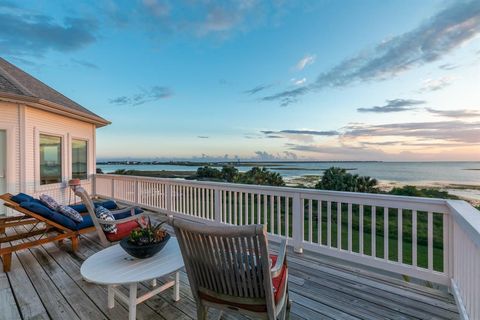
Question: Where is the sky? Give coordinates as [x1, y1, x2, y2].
[1, 0, 480, 161]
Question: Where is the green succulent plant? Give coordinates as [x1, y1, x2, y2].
[128, 217, 167, 245]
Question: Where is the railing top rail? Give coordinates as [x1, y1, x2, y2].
[95, 173, 451, 209]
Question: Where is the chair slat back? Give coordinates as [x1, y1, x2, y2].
[170, 218, 275, 312]
[74, 187, 110, 245]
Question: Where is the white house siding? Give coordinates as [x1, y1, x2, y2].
[22, 106, 96, 205]
[0, 101, 20, 194]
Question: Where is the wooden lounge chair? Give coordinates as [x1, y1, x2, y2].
[0, 193, 96, 272]
[74, 187, 146, 246]
[169, 217, 290, 320]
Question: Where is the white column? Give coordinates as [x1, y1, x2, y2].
[292, 192, 304, 253]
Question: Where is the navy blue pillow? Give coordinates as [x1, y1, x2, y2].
[20, 201, 55, 219]
[11, 193, 35, 204]
[69, 200, 118, 213]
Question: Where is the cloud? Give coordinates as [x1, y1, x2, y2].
[262, 129, 339, 136]
[418, 77, 454, 92]
[0, 7, 98, 56]
[263, 0, 480, 105]
[197, 136, 209, 139]
[243, 84, 272, 95]
[344, 120, 480, 143]
[426, 108, 480, 118]
[357, 99, 425, 113]
[266, 135, 283, 139]
[110, 86, 173, 106]
[438, 63, 459, 70]
[295, 54, 316, 71]
[71, 58, 99, 70]
[291, 77, 306, 85]
[254, 150, 298, 160]
[139, 0, 270, 39]
[261, 86, 309, 107]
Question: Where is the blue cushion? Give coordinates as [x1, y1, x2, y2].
[69, 200, 118, 213]
[20, 202, 55, 219]
[20, 201, 93, 230]
[74, 215, 94, 230]
[113, 207, 144, 220]
[11, 193, 35, 204]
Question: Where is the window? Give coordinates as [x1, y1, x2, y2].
[72, 139, 88, 180]
[40, 134, 62, 185]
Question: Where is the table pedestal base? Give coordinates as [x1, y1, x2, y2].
[108, 271, 180, 320]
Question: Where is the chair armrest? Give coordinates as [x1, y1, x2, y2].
[96, 212, 145, 225]
[271, 239, 287, 278]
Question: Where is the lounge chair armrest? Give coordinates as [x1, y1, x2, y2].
[97, 212, 145, 225]
[271, 239, 287, 278]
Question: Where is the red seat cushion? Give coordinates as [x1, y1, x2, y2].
[270, 254, 288, 305]
[105, 220, 140, 242]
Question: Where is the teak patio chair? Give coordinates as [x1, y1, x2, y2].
[0, 193, 96, 272]
[169, 217, 290, 320]
[74, 187, 146, 246]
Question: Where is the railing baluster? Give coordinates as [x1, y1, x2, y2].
[398, 208, 403, 263]
[337, 202, 342, 250]
[384, 207, 389, 260]
[428, 211, 433, 270]
[412, 210, 417, 267]
[239, 192, 243, 225]
[234, 192, 238, 225]
[308, 199, 313, 242]
[372, 206, 376, 257]
[245, 193, 249, 225]
[327, 201, 332, 247]
[228, 190, 232, 224]
[285, 197, 290, 238]
[318, 200, 322, 245]
[270, 195, 274, 234]
[277, 196, 281, 235]
[257, 193, 261, 224]
[250, 193, 254, 225]
[443, 214, 448, 274]
[359, 205, 364, 255]
[348, 203, 352, 252]
[263, 194, 267, 226]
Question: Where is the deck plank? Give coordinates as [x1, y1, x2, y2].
[0, 269, 21, 320]
[4, 228, 80, 320]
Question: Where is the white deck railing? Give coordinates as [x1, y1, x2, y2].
[94, 174, 479, 319]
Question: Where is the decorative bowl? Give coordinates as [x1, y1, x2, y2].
[120, 233, 170, 259]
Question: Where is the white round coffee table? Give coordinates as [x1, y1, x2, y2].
[81, 238, 184, 320]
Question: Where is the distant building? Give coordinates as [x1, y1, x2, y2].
[0, 57, 110, 214]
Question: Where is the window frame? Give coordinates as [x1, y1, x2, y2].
[38, 132, 64, 187]
[71, 137, 89, 181]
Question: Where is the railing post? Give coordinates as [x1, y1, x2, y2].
[292, 192, 304, 254]
[166, 183, 172, 213]
[111, 178, 115, 199]
[134, 180, 139, 204]
[92, 174, 97, 197]
[214, 188, 221, 223]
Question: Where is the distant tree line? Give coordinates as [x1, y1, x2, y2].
[195, 165, 285, 186]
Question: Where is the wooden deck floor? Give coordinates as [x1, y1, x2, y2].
[1, 224, 459, 320]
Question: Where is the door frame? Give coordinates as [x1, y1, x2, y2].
[0, 124, 17, 194]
